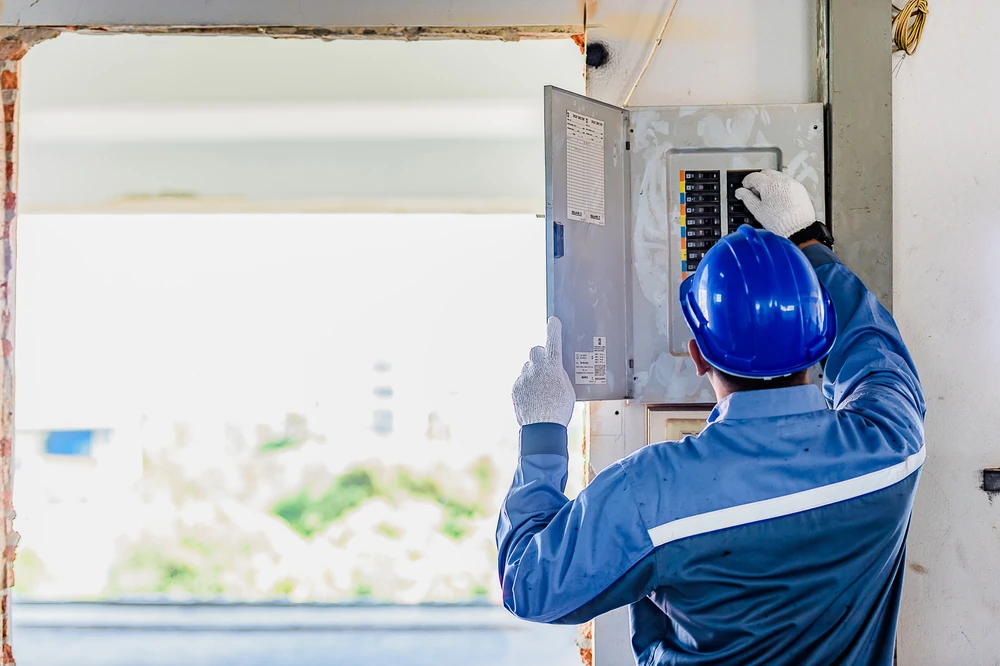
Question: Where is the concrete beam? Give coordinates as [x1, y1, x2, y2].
[826, 0, 893, 309]
[0, 0, 583, 35]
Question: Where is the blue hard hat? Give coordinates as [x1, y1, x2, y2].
[679, 225, 837, 378]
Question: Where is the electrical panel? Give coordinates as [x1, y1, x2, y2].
[680, 170, 722, 274]
[677, 170, 763, 275]
[646, 406, 714, 445]
[545, 87, 826, 404]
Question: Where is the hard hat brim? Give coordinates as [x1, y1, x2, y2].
[679, 273, 838, 379]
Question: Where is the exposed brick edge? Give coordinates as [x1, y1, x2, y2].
[0, 53, 22, 666]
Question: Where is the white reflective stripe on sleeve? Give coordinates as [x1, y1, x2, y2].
[647, 447, 926, 548]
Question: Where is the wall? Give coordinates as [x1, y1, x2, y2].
[586, 0, 818, 107]
[0, 40, 24, 666]
[893, 1, 1000, 661]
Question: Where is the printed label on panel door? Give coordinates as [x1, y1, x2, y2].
[575, 337, 608, 385]
[565, 111, 605, 226]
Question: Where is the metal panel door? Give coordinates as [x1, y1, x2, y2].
[544, 87, 629, 401]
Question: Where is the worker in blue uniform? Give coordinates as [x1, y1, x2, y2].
[497, 169, 925, 665]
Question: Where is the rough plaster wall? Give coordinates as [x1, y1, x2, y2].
[0, 33, 62, 665]
[0, 43, 23, 666]
[586, 0, 817, 107]
[893, 2, 1000, 662]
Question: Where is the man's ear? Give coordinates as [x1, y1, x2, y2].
[688, 339, 711, 377]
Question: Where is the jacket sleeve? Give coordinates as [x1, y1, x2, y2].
[803, 244, 926, 439]
[496, 423, 657, 624]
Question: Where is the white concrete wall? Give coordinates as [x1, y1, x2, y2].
[586, 0, 818, 107]
[893, 1, 1000, 662]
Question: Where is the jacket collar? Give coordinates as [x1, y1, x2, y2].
[707, 384, 829, 424]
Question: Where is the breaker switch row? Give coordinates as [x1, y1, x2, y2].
[726, 169, 765, 233]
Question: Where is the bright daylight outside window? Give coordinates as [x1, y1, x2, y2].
[11, 35, 586, 666]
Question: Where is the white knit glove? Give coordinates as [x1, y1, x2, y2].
[512, 317, 576, 427]
[734, 169, 816, 238]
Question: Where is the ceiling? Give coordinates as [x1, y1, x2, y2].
[18, 34, 585, 213]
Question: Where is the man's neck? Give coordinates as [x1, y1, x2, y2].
[712, 378, 811, 404]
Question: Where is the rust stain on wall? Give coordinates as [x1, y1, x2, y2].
[0, 52, 17, 665]
[577, 620, 594, 666]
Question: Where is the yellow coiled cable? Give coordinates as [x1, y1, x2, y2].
[892, 0, 929, 56]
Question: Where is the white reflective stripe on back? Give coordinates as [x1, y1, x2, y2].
[647, 447, 926, 548]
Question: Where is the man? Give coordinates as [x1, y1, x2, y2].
[496, 169, 925, 665]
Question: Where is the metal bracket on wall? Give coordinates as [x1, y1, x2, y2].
[983, 469, 1000, 494]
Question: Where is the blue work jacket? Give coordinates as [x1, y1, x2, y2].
[497, 244, 925, 665]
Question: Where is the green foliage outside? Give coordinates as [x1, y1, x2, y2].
[353, 581, 374, 598]
[376, 523, 401, 539]
[441, 504, 479, 540]
[271, 579, 296, 596]
[270, 466, 486, 541]
[472, 457, 494, 493]
[13, 547, 45, 594]
[272, 469, 379, 537]
[259, 436, 301, 453]
[108, 548, 225, 597]
[43, 412, 523, 604]
[396, 470, 482, 540]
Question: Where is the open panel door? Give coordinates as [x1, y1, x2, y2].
[544, 86, 629, 401]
